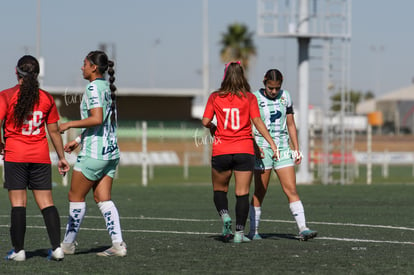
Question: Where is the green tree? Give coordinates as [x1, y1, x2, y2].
[220, 23, 256, 72]
[330, 90, 374, 113]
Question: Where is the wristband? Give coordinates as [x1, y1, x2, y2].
[75, 136, 81, 144]
[273, 148, 280, 159]
[292, 150, 302, 159]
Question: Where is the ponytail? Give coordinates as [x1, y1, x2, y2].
[107, 60, 117, 125]
[14, 55, 40, 128]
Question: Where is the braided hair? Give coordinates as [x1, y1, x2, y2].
[14, 55, 40, 128]
[86, 51, 117, 125]
[263, 69, 283, 85]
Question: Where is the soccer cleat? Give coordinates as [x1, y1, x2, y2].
[221, 215, 233, 243]
[298, 229, 318, 241]
[247, 232, 262, 240]
[233, 231, 251, 243]
[61, 241, 77, 255]
[97, 241, 127, 257]
[5, 249, 26, 261]
[47, 247, 64, 261]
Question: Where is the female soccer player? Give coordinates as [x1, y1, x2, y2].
[59, 51, 126, 256]
[248, 69, 317, 241]
[202, 62, 279, 243]
[0, 55, 70, 261]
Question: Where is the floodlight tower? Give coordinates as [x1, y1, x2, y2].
[257, 0, 352, 184]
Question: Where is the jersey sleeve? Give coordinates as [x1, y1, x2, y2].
[46, 99, 60, 124]
[86, 83, 103, 110]
[248, 93, 261, 118]
[202, 93, 216, 119]
[284, 90, 294, 114]
[0, 92, 8, 120]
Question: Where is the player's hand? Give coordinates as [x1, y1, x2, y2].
[59, 122, 70, 133]
[209, 124, 217, 137]
[292, 150, 302, 165]
[272, 147, 280, 160]
[58, 158, 70, 176]
[64, 140, 80, 153]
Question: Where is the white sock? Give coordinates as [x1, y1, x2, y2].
[98, 200, 123, 244]
[249, 205, 261, 235]
[63, 202, 86, 243]
[289, 200, 308, 232]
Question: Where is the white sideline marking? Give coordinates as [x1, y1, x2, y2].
[0, 224, 413, 245]
[1, 215, 414, 245]
[261, 219, 414, 231]
[0, 215, 413, 231]
[317, 237, 414, 245]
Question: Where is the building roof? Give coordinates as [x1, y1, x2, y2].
[43, 86, 204, 97]
[356, 85, 414, 115]
[377, 85, 414, 101]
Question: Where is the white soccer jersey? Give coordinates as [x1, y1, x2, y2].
[253, 88, 293, 149]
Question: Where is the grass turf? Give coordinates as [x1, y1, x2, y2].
[0, 166, 413, 274]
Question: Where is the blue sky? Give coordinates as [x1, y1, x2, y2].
[0, 0, 413, 107]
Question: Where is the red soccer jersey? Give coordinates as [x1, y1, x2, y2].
[0, 85, 60, 163]
[203, 91, 261, 156]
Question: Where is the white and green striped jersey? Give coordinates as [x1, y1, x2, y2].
[78, 78, 119, 160]
[253, 88, 293, 149]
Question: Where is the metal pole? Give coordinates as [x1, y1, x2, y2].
[202, 0, 210, 165]
[296, 37, 312, 184]
[36, 0, 41, 59]
[142, 121, 148, 187]
[366, 124, 372, 185]
[296, 0, 312, 184]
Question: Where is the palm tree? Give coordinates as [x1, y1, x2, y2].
[220, 23, 256, 72]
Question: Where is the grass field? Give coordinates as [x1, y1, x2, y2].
[0, 166, 413, 274]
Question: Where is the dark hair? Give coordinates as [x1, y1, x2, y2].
[86, 50, 117, 125]
[218, 62, 250, 97]
[14, 55, 40, 128]
[263, 69, 283, 85]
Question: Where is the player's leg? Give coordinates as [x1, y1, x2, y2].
[212, 167, 233, 241]
[33, 189, 63, 260]
[248, 168, 272, 239]
[94, 173, 127, 257]
[29, 163, 63, 259]
[61, 169, 94, 251]
[4, 161, 28, 261]
[233, 170, 253, 243]
[232, 153, 255, 243]
[6, 190, 27, 261]
[275, 166, 317, 240]
[249, 147, 274, 239]
[211, 155, 233, 242]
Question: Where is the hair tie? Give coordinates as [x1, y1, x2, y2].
[16, 66, 28, 77]
[223, 61, 241, 80]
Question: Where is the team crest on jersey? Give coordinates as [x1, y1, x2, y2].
[280, 96, 287, 106]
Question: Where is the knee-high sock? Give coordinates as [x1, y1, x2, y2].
[235, 194, 249, 232]
[213, 191, 229, 217]
[63, 202, 86, 243]
[249, 205, 261, 234]
[289, 200, 308, 232]
[10, 207, 26, 252]
[98, 200, 123, 244]
[41, 206, 61, 250]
